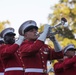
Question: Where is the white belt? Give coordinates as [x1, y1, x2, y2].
[25, 68, 47, 73]
[5, 67, 24, 72]
[0, 73, 4, 75]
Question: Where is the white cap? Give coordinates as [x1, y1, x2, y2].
[0, 28, 15, 38]
[0, 37, 4, 44]
[19, 20, 38, 36]
[0, 37, 4, 40]
[0, 33, 4, 44]
[64, 44, 75, 53]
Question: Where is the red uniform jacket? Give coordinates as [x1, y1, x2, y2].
[19, 40, 63, 75]
[0, 44, 25, 75]
[54, 56, 76, 75]
[0, 60, 4, 75]
[0, 45, 4, 75]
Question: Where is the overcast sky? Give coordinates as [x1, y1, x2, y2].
[0, 0, 59, 36]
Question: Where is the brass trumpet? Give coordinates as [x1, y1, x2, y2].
[50, 17, 68, 36]
[38, 18, 68, 36]
[51, 17, 68, 29]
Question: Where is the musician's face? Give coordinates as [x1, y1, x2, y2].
[4, 35, 15, 44]
[24, 28, 39, 41]
[65, 50, 75, 57]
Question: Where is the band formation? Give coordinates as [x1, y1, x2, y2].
[0, 19, 76, 75]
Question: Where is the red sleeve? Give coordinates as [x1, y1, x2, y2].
[20, 40, 44, 56]
[0, 44, 19, 59]
[54, 56, 76, 73]
[50, 49, 63, 60]
[64, 56, 76, 69]
[54, 61, 64, 72]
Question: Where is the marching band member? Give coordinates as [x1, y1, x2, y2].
[18, 20, 63, 75]
[54, 44, 76, 75]
[0, 35, 4, 75]
[0, 28, 25, 75]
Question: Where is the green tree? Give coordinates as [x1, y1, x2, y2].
[47, 0, 76, 47]
[0, 20, 10, 32]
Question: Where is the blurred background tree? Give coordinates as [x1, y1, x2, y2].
[48, 0, 76, 47]
[0, 20, 10, 32]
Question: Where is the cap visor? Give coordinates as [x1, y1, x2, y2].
[6, 32, 16, 36]
[24, 26, 38, 32]
[67, 48, 76, 51]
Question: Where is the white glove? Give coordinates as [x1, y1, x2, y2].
[50, 36, 62, 52]
[64, 22, 68, 27]
[15, 35, 24, 46]
[38, 24, 50, 42]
